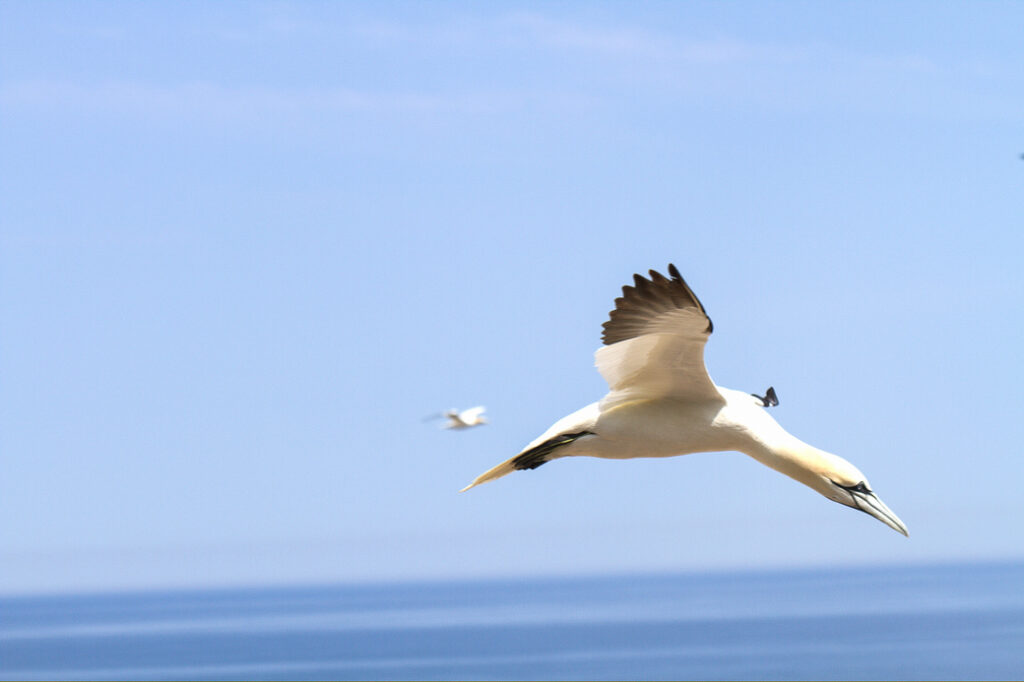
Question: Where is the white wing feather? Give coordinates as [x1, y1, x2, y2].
[596, 266, 721, 409]
[459, 406, 486, 422]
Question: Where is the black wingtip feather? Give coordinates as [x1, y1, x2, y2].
[601, 264, 714, 344]
[648, 269, 668, 284]
[511, 431, 594, 471]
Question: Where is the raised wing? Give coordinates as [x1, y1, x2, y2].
[460, 406, 486, 422]
[595, 264, 722, 408]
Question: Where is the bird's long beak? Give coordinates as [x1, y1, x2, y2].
[850, 490, 909, 537]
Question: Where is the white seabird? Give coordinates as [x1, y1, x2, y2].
[429, 406, 489, 430]
[462, 264, 908, 536]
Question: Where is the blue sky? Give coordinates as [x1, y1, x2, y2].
[2, 1, 1023, 594]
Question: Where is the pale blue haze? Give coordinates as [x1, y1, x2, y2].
[2, 2, 1024, 594]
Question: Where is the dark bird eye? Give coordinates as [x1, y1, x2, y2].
[834, 480, 872, 495]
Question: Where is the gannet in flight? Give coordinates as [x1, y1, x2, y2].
[427, 406, 489, 430]
[462, 265, 908, 536]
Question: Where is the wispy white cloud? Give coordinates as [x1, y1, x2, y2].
[3, 10, 1020, 124]
[340, 11, 1005, 116]
[502, 13, 1024, 119]
[347, 11, 1012, 85]
[40, 6, 1012, 92]
[0, 80, 529, 120]
[500, 11, 803, 65]
[502, 12, 677, 58]
[343, 11, 806, 67]
[52, 23, 128, 41]
[189, 3, 323, 43]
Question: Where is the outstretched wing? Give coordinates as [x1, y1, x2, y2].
[595, 264, 721, 408]
[459, 406, 486, 421]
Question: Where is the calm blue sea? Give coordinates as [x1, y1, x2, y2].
[2, 561, 1022, 681]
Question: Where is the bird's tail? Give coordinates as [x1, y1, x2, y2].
[459, 430, 594, 492]
[459, 457, 518, 492]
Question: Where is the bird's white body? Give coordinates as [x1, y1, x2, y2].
[462, 265, 908, 536]
[443, 406, 488, 430]
[525, 398, 726, 461]
[533, 389, 859, 500]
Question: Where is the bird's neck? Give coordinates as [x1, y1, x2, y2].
[742, 422, 838, 495]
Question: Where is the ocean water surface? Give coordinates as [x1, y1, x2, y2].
[2, 561, 1022, 680]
